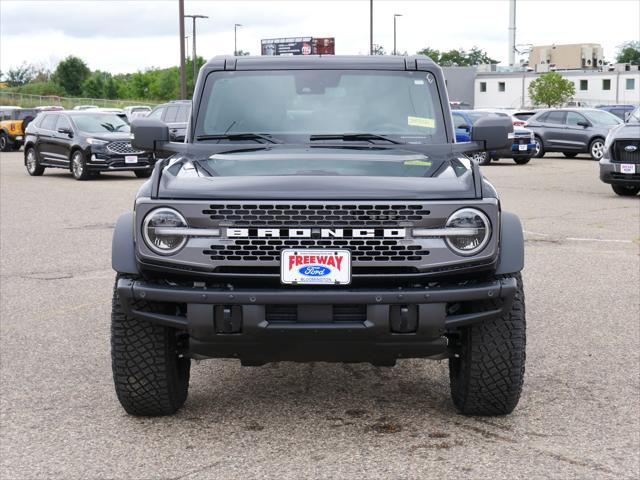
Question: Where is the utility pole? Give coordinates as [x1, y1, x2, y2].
[393, 14, 402, 55]
[178, 0, 186, 99]
[185, 14, 209, 88]
[234, 23, 242, 56]
[508, 0, 516, 66]
[369, 0, 373, 55]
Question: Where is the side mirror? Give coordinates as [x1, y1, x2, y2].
[57, 127, 73, 137]
[576, 121, 590, 128]
[624, 111, 631, 123]
[131, 117, 170, 151]
[470, 116, 513, 150]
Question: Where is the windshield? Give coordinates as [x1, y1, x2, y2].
[583, 110, 622, 126]
[195, 70, 447, 143]
[71, 114, 130, 133]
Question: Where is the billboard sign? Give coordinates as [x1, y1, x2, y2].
[261, 37, 335, 56]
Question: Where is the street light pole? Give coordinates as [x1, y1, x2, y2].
[178, 0, 186, 99]
[369, 0, 373, 55]
[185, 14, 209, 88]
[393, 14, 402, 55]
[234, 23, 242, 56]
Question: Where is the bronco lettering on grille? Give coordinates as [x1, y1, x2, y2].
[226, 228, 406, 238]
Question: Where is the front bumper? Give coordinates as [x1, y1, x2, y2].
[87, 153, 155, 171]
[116, 276, 517, 363]
[600, 158, 640, 186]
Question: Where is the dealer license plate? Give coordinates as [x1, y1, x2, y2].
[621, 163, 636, 174]
[281, 249, 351, 285]
[125, 155, 138, 164]
[518, 144, 527, 151]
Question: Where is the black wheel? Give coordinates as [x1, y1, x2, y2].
[134, 170, 152, 178]
[533, 137, 545, 158]
[471, 151, 491, 165]
[24, 147, 45, 176]
[0, 132, 9, 152]
[612, 184, 640, 196]
[513, 157, 531, 165]
[563, 152, 578, 158]
[71, 150, 90, 180]
[589, 138, 605, 161]
[449, 273, 526, 416]
[111, 275, 190, 416]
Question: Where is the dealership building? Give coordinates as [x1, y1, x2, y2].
[444, 64, 640, 109]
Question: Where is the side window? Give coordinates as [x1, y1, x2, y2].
[176, 105, 190, 122]
[40, 114, 59, 131]
[566, 112, 587, 126]
[545, 111, 566, 124]
[164, 106, 179, 123]
[148, 107, 165, 119]
[0, 110, 10, 121]
[56, 115, 72, 131]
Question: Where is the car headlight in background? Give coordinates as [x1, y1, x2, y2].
[444, 208, 491, 255]
[142, 207, 189, 255]
[86, 138, 108, 145]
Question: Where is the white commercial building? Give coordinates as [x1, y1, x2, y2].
[444, 64, 640, 109]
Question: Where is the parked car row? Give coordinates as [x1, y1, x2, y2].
[453, 109, 536, 165]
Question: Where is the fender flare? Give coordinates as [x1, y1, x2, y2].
[112, 212, 139, 275]
[495, 211, 524, 275]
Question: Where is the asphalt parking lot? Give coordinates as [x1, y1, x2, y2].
[0, 150, 638, 480]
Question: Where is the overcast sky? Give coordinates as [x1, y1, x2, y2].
[1, 0, 638, 74]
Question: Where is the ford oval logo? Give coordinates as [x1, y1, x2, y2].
[624, 145, 638, 152]
[299, 266, 330, 277]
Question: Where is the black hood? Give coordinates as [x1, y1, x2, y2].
[85, 132, 132, 141]
[152, 146, 479, 200]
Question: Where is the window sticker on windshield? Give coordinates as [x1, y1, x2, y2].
[414, 79, 425, 85]
[407, 116, 435, 128]
[404, 159, 432, 166]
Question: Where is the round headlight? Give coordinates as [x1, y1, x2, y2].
[142, 207, 188, 255]
[445, 208, 491, 256]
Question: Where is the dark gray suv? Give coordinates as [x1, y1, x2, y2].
[527, 108, 622, 160]
[111, 55, 526, 418]
[599, 106, 640, 196]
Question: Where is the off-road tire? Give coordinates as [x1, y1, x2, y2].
[25, 146, 45, 176]
[612, 184, 640, 196]
[513, 157, 531, 165]
[134, 170, 152, 178]
[449, 273, 526, 416]
[0, 132, 9, 152]
[563, 152, 578, 158]
[111, 275, 190, 416]
[533, 136, 545, 158]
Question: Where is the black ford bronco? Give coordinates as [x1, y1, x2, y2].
[111, 55, 526, 417]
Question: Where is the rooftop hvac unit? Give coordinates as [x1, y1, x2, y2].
[595, 47, 604, 66]
[581, 47, 594, 68]
[538, 48, 550, 64]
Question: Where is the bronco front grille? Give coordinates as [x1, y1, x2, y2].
[202, 203, 430, 227]
[107, 141, 145, 155]
[612, 140, 640, 163]
[203, 238, 429, 263]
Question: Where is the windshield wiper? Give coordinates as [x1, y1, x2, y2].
[309, 133, 403, 144]
[195, 133, 282, 144]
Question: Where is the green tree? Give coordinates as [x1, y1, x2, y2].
[81, 72, 106, 98]
[3, 64, 34, 86]
[416, 46, 498, 66]
[53, 56, 90, 95]
[616, 40, 640, 65]
[528, 72, 575, 107]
